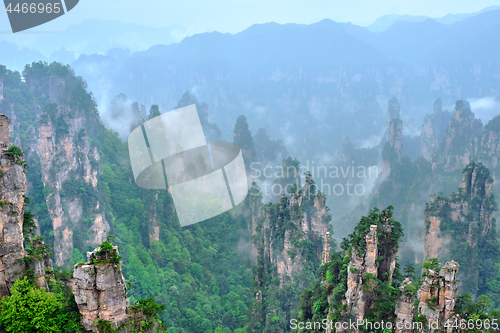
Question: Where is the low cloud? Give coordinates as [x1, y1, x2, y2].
[467, 97, 500, 125]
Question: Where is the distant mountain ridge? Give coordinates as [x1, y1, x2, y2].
[1, 7, 498, 163]
[365, 5, 500, 32]
[0, 19, 188, 61]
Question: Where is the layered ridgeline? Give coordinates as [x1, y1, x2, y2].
[296, 206, 499, 333]
[0, 62, 258, 332]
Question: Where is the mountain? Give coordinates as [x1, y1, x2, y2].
[366, 14, 431, 32]
[365, 5, 500, 32]
[68, 9, 500, 164]
[0, 63, 255, 331]
[353, 9, 500, 63]
[0, 41, 47, 73]
[0, 20, 188, 58]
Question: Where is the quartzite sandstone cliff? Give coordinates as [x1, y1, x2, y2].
[0, 114, 27, 297]
[417, 261, 459, 332]
[73, 244, 160, 333]
[73, 245, 130, 331]
[382, 98, 403, 178]
[420, 98, 451, 161]
[254, 174, 331, 283]
[2, 68, 111, 268]
[431, 100, 483, 172]
[424, 162, 497, 298]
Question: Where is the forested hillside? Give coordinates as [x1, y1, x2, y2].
[1, 58, 500, 332]
[0, 62, 255, 332]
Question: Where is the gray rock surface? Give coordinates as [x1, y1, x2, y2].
[0, 114, 27, 298]
[73, 246, 129, 332]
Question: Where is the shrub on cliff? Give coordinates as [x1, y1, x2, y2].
[4, 145, 23, 157]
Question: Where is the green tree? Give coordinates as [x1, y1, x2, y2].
[233, 115, 256, 168]
[149, 104, 161, 119]
[403, 262, 416, 281]
[487, 263, 500, 308]
[0, 277, 62, 333]
[70, 248, 85, 265]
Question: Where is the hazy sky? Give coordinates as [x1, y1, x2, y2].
[1, 0, 500, 33]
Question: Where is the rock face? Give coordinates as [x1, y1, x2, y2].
[73, 245, 161, 333]
[12, 70, 110, 268]
[420, 98, 452, 161]
[73, 246, 130, 331]
[417, 261, 459, 332]
[345, 222, 398, 323]
[387, 97, 401, 124]
[255, 174, 331, 282]
[0, 77, 3, 101]
[394, 279, 415, 333]
[28, 236, 53, 291]
[147, 193, 160, 243]
[382, 98, 403, 177]
[345, 225, 379, 323]
[243, 182, 263, 263]
[249, 174, 332, 332]
[0, 114, 27, 297]
[322, 231, 331, 263]
[424, 162, 496, 298]
[478, 115, 500, 170]
[431, 100, 483, 172]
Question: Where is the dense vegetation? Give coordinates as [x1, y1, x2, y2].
[248, 173, 332, 332]
[297, 207, 500, 333]
[1, 62, 255, 332]
[425, 162, 500, 302]
[2, 61, 500, 332]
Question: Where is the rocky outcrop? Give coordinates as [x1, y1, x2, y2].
[147, 193, 160, 243]
[424, 162, 496, 298]
[417, 261, 459, 332]
[345, 220, 398, 324]
[233, 115, 256, 170]
[394, 279, 415, 333]
[382, 98, 403, 177]
[73, 245, 130, 331]
[431, 100, 483, 172]
[249, 174, 332, 332]
[0, 114, 27, 297]
[478, 115, 500, 170]
[420, 98, 452, 161]
[322, 231, 331, 263]
[17, 69, 110, 268]
[345, 225, 379, 323]
[255, 174, 331, 283]
[27, 236, 53, 291]
[73, 245, 160, 333]
[423, 198, 452, 261]
[243, 182, 263, 263]
[387, 97, 401, 124]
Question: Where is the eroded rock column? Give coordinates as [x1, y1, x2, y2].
[0, 114, 27, 298]
[73, 246, 130, 331]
